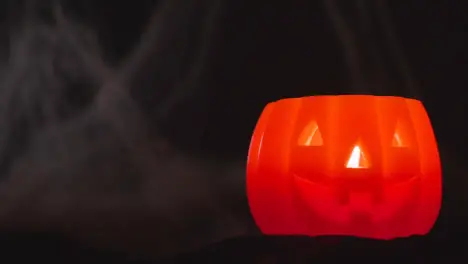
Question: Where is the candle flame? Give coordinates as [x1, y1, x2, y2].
[346, 145, 369, 168]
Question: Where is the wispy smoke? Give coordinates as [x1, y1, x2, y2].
[323, 0, 420, 98]
[0, 0, 255, 259]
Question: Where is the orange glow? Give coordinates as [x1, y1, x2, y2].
[345, 145, 369, 169]
[298, 121, 323, 146]
[246, 95, 442, 240]
[392, 121, 406, 147]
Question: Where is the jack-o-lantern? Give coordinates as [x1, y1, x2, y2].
[246, 95, 441, 239]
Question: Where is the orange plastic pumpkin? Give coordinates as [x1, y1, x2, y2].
[246, 95, 441, 239]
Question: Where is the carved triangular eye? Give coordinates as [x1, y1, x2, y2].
[298, 120, 323, 146]
[392, 121, 406, 147]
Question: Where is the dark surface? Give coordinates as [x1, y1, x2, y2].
[0, 232, 463, 263]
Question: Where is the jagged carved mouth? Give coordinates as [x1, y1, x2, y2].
[292, 173, 417, 225]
